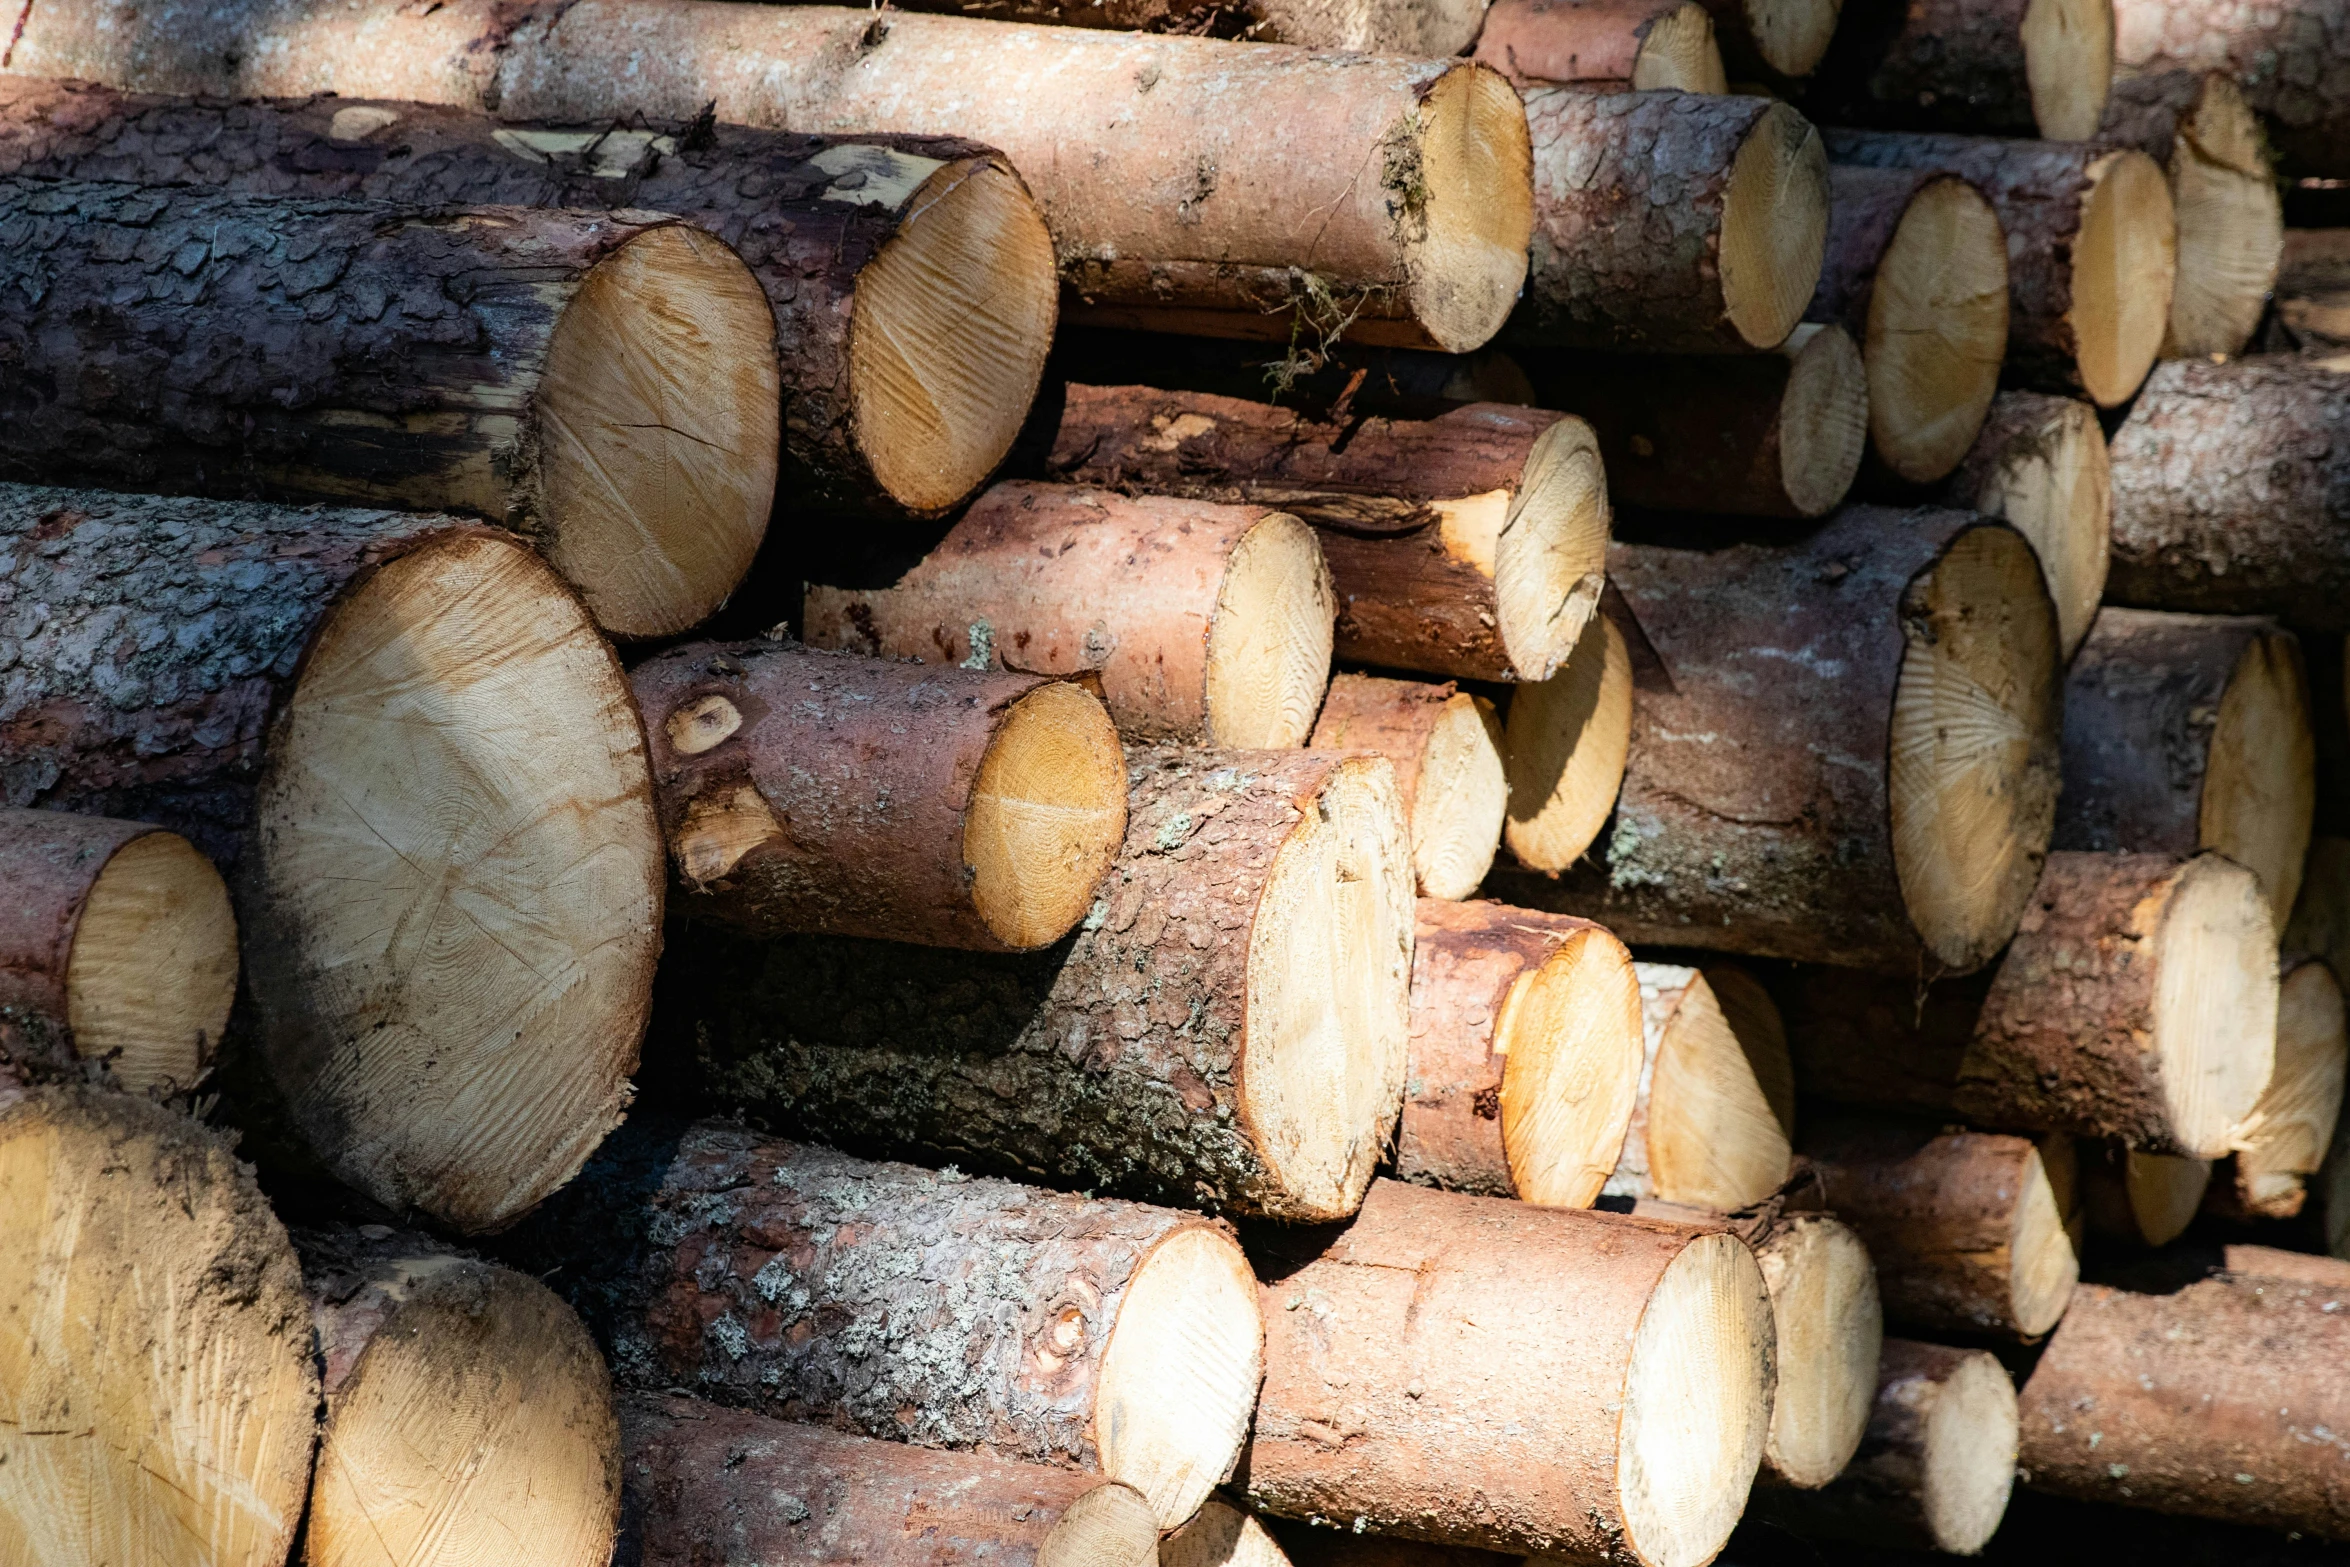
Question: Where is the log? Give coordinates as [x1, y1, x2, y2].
[652, 746, 1414, 1220]
[0, 806, 235, 1094]
[2080, 1142, 2211, 1247]
[0, 485, 663, 1231]
[804, 484, 1335, 749]
[1500, 609, 1633, 874]
[1273, 1529, 1515, 1567]
[1797, 1115, 2080, 1338]
[2106, 356, 2350, 634]
[630, 642, 1127, 951]
[1164, 1500, 1295, 1567]
[2292, 838, 2350, 997]
[1932, 389, 2110, 659]
[768, 0, 1488, 53]
[2211, 959, 2349, 1221]
[1515, 90, 1830, 354]
[1807, 166, 2008, 484]
[1395, 899, 1644, 1209]
[1309, 677, 1508, 901]
[1757, 1339, 2019, 1555]
[1472, 0, 1728, 94]
[2057, 609, 2315, 927]
[2106, 0, 2350, 177]
[1825, 129, 2177, 407]
[0, 1075, 318, 1567]
[295, 1224, 619, 1567]
[1803, 0, 2115, 141]
[1042, 386, 1611, 684]
[2016, 1270, 2350, 1537]
[1605, 964, 1796, 1212]
[0, 78, 1057, 522]
[515, 1126, 1265, 1531]
[1246, 1179, 1776, 1564]
[2270, 229, 2350, 353]
[0, 174, 776, 642]
[2099, 71, 2284, 359]
[1484, 506, 2065, 975]
[1520, 324, 1869, 518]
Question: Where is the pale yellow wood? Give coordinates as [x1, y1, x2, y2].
[2070, 150, 2177, 407]
[1865, 178, 2009, 484]
[1720, 102, 1830, 351]
[1039, 1483, 1160, 1567]
[1495, 413, 1611, 684]
[1776, 324, 1870, 518]
[1756, 1217, 1882, 1489]
[1963, 396, 2110, 659]
[1410, 692, 1508, 901]
[1204, 514, 1336, 749]
[2161, 76, 2283, 358]
[965, 680, 1128, 949]
[1504, 611, 1633, 873]
[65, 831, 237, 1095]
[1632, 3, 1730, 92]
[2200, 631, 2317, 928]
[1495, 920, 1644, 1209]
[2153, 854, 2278, 1160]
[2021, 0, 2114, 140]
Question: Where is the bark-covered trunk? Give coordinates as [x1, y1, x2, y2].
[2108, 0, 2350, 177]
[1473, 0, 1728, 93]
[1803, 0, 2115, 141]
[828, 0, 1488, 50]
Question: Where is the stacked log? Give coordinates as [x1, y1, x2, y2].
[1310, 679, 1508, 901]
[1697, 0, 1842, 89]
[1606, 964, 1797, 1213]
[1804, 0, 2116, 140]
[771, 0, 1489, 52]
[1473, 0, 1729, 94]
[2106, 0, 2350, 178]
[1500, 609, 1635, 874]
[2207, 959, 2348, 1222]
[1164, 1501, 1296, 1567]
[2270, 229, 2350, 353]
[1933, 390, 2112, 659]
[2080, 1142, 2212, 1247]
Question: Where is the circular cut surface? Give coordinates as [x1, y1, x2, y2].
[1742, 0, 1840, 77]
[2020, 0, 2113, 141]
[964, 680, 1129, 949]
[1411, 693, 1509, 900]
[539, 224, 781, 639]
[1972, 398, 2109, 660]
[2069, 150, 2176, 408]
[65, 830, 237, 1095]
[1720, 102, 1830, 351]
[2163, 77, 2282, 359]
[851, 158, 1060, 515]
[1757, 1217, 1882, 1489]
[1242, 758, 1414, 1219]
[1495, 414, 1611, 683]
[1038, 1483, 1159, 1567]
[1504, 611, 1634, 872]
[1889, 524, 2062, 973]
[1866, 178, 2009, 484]
[1632, 3, 1730, 92]
[1777, 324, 1869, 517]
[2236, 962, 2349, 1210]
[1617, 1231, 1775, 1567]
[1405, 64, 1536, 354]
[249, 532, 664, 1232]
[2007, 1143, 2080, 1336]
[2121, 1150, 2211, 1246]
[309, 1263, 619, 1567]
[1496, 923, 1643, 1208]
[1160, 1499, 1290, 1567]
[1648, 970, 1796, 1212]
[1204, 513, 1336, 749]
[1919, 1350, 2019, 1554]
[2202, 633, 2316, 929]
[1093, 1227, 1265, 1528]
[2154, 854, 2278, 1159]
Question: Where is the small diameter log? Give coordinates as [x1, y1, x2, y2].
[2212, 958, 2349, 1221]
[1696, 0, 1842, 85]
[1803, 0, 2115, 141]
[1798, 1116, 2080, 1338]
[1516, 89, 1830, 354]
[0, 79, 1058, 521]
[1758, 1339, 2019, 1555]
[1825, 129, 2177, 407]
[2080, 1142, 2211, 1247]
[1501, 609, 1633, 874]
[1045, 387, 1610, 685]
[2056, 608, 2316, 926]
[631, 642, 1127, 951]
[2106, 356, 2350, 634]
[1933, 390, 2111, 659]
[0, 175, 776, 641]
[1807, 166, 2009, 484]
[0, 485, 663, 1232]
[0, 807, 235, 1094]
[1164, 1500, 1295, 1567]
[1523, 324, 1869, 518]
[2017, 1270, 2350, 1537]
[805, 484, 1335, 749]
[657, 746, 1414, 1220]
[1396, 899, 1644, 1209]
[1605, 964, 1796, 1212]
[1310, 677, 1506, 901]
[1473, 0, 1728, 94]
[1247, 1180, 1776, 1565]
[2107, 0, 2350, 178]
[296, 1224, 619, 1567]
[1486, 507, 2064, 974]
[0, 1078, 318, 1567]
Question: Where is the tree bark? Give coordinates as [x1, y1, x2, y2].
[1932, 389, 2110, 659]
[1309, 676, 1506, 900]
[1803, 0, 2115, 141]
[2106, 356, 2350, 634]
[2107, 0, 2350, 177]
[1605, 964, 1796, 1214]
[1473, 0, 1728, 93]
[801, 0, 1489, 51]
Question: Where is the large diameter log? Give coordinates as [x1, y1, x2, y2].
[1486, 506, 2064, 975]
[0, 485, 664, 1231]
[0, 79, 1056, 522]
[1803, 0, 2115, 141]
[2080, 1142, 2211, 1247]
[2107, 0, 2350, 177]
[2056, 608, 2316, 925]
[2106, 356, 2350, 634]
[296, 1225, 619, 1567]
[0, 1077, 319, 1567]
[1501, 608, 1633, 874]
[1042, 386, 1611, 684]
[805, 484, 1335, 749]
[1397, 899, 1643, 1209]
[1606, 964, 1796, 1212]
[2214, 958, 2349, 1221]
[1310, 678, 1507, 901]
[654, 746, 1414, 1220]
[1825, 129, 2177, 407]
[1515, 89, 1830, 354]
[1933, 390, 2110, 658]
[1473, 0, 1728, 93]
[1807, 166, 2008, 484]
[1247, 1180, 1777, 1565]
[0, 175, 776, 641]
[631, 642, 1126, 951]
[0, 807, 235, 1094]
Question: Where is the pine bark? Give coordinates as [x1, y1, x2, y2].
[810, 0, 1489, 51]
[1804, 0, 2091, 138]
[1472, 0, 1711, 91]
[2109, 0, 2350, 177]
[0, 808, 172, 1071]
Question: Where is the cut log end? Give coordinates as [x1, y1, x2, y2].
[2229, 960, 2348, 1219]
[1496, 413, 1611, 684]
[1913, 1344, 2020, 1554]
[1038, 1483, 1160, 1567]
[2086, 1146, 2211, 1246]
[1412, 694, 1509, 901]
[1720, 101, 1831, 351]
[1888, 523, 2064, 974]
[1504, 611, 1634, 873]
[248, 530, 662, 1232]
[1778, 324, 1870, 518]
[2021, 0, 2115, 142]
[1740, 0, 1841, 77]
[2160, 76, 2282, 359]
[1635, 3, 1731, 92]
[2155, 855, 2280, 1158]
[64, 830, 237, 1095]
[2070, 150, 2177, 407]
[539, 223, 781, 639]
[2201, 631, 2317, 928]
[1959, 394, 2110, 659]
[1163, 1499, 1293, 1567]
[1205, 513, 1337, 749]
[1406, 64, 1538, 354]
[964, 679, 1129, 950]
[2009, 1141, 2080, 1336]
[1498, 919, 1644, 1208]
[1621, 964, 1797, 1212]
[852, 156, 1060, 515]
[1758, 1217, 1884, 1490]
[1866, 178, 2009, 485]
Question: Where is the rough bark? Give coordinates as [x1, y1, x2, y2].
[793, 0, 1489, 51]
[1805, 0, 2113, 140]
[0, 808, 183, 1074]
[1272, 1525, 1519, 1567]
[1473, 0, 1724, 92]
[2106, 356, 2350, 634]
[2107, 0, 2350, 177]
